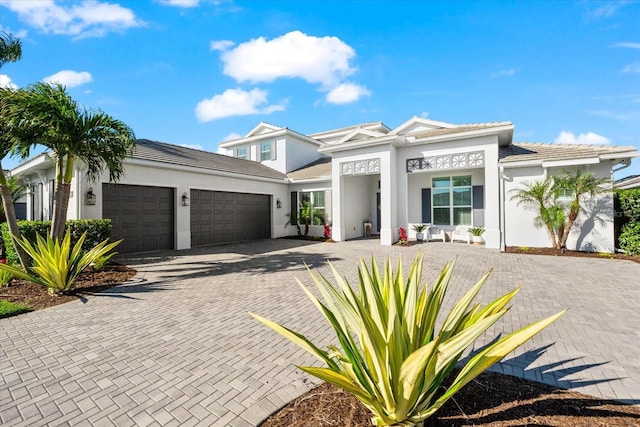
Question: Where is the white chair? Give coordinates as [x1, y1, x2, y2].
[425, 225, 446, 242]
[451, 226, 471, 244]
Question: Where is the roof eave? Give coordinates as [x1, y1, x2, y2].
[404, 124, 514, 146]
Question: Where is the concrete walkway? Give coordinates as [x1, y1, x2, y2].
[1, 239, 639, 426]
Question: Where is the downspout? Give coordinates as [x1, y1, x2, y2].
[612, 158, 631, 175]
[499, 166, 507, 252]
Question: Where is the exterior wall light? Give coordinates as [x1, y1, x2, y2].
[276, 198, 282, 209]
[182, 192, 190, 206]
[86, 188, 97, 205]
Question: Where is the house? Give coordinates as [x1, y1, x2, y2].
[614, 175, 640, 190]
[10, 116, 639, 254]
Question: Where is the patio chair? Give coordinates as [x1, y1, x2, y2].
[451, 225, 471, 244]
[425, 225, 446, 242]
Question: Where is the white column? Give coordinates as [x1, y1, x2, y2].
[483, 144, 500, 249]
[379, 147, 397, 245]
[331, 159, 344, 242]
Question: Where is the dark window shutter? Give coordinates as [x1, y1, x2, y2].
[473, 185, 484, 209]
[421, 188, 431, 223]
[290, 191, 298, 224]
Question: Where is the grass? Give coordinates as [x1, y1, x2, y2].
[518, 246, 530, 251]
[0, 299, 32, 318]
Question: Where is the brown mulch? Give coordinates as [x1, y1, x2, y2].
[0, 264, 137, 311]
[261, 370, 640, 426]
[505, 246, 640, 263]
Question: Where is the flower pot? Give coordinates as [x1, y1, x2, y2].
[416, 232, 424, 242]
[472, 235, 484, 245]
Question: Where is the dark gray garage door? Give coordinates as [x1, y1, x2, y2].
[102, 184, 175, 254]
[190, 190, 271, 247]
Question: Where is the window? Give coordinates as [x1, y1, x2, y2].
[432, 175, 472, 226]
[298, 191, 326, 225]
[236, 147, 247, 159]
[260, 142, 271, 161]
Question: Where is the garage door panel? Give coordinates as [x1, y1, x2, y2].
[190, 189, 270, 247]
[103, 184, 175, 254]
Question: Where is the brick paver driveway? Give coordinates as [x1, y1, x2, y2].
[1, 239, 639, 426]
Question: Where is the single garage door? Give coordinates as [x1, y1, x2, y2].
[102, 184, 175, 254]
[190, 190, 271, 247]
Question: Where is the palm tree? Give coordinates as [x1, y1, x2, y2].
[6, 82, 136, 240]
[298, 200, 325, 237]
[0, 176, 26, 223]
[555, 169, 611, 250]
[0, 31, 22, 69]
[0, 32, 31, 268]
[510, 177, 561, 249]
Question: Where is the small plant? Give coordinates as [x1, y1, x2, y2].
[519, 246, 530, 252]
[0, 300, 32, 318]
[398, 227, 408, 244]
[597, 252, 614, 259]
[0, 230, 122, 296]
[0, 269, 13, 287]
[92, 252, 117, 270]
[411, 224, 427, 232]
[469, 227, 485, 236]
[250, 255, 565, 426]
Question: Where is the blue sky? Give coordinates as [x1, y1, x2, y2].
[1, 0, 639, 177]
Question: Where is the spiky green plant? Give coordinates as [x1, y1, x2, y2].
[0, 230, 121, 296]
[250, 255, 565, 426]
[0, 269, 13, 286]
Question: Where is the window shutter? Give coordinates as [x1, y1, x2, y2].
[472, 185, 484, 209]
[290, 191, 298, 224]
[421, 188, 431, 223]
[324, 189, 332, 223]
[271, 141, 276, 160]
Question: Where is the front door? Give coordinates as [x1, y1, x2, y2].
[376, 192, 381, 233]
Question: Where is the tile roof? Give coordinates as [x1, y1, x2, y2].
[308, 121, 390, 137]
[132, 139, 286, 180]
[499, 142, 637, 163]
[410, 122, 512, 139]
[287, 157, 332, 180]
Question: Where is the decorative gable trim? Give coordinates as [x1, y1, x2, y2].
[390, 116, 456, 135]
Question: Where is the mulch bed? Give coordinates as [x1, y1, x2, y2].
[261, 370, 640, 426]
[505, 246, 640, 263]
[0, 264, 137, 311]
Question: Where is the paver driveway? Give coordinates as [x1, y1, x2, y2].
[1, 239, 639, 426]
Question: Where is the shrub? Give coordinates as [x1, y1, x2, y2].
[1, 219, 112, 265]
[0, 300, 32, 319]
[617, 189, 640, 224]
[0, 230, 121, 296]
[619, 222, 640, 256]
[250, 255, 565, 426]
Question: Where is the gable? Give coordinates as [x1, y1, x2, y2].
[333, 129, 388, 145]
[391, 116, 456, 136]
[245, 122, 283, 138]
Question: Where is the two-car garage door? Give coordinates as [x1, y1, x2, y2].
[102, 184, 271, 253]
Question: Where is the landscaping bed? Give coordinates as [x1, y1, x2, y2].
[505, 246, 640, 263]
[0, 264, 136, 316]
[262, 370, 640, 426]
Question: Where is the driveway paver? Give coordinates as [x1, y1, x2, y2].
[1, 239, 639, 426]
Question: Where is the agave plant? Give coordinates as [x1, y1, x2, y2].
[0, 230, 121, 296]
[250, 255, 565, 426]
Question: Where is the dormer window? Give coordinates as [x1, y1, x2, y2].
[260, 142, 272, 161]
[236, 147, 247, 159]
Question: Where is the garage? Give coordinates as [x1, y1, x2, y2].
[102, 183, 175, 254]
[190, 190, 271, 247]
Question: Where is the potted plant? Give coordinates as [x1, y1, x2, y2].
[412, 224, 427, 242]
[469, 227, 485, 245]
[363, 219, 373, 237]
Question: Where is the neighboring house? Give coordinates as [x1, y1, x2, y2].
[10, 116, 639, 254]
[615, 175, 640, 190]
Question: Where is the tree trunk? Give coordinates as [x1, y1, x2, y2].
[0, 170, 30, 269]
[50, 155, 74, 241]
[560, 212, 578, 249]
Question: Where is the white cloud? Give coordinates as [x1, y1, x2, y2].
[420, 112, 429, 118]
[210, 40, 234, 51]
[158, 0, 201, 7]
[554, 131, 610, 145]
[222, 132, 242, 141]
[586, 2, 626, 19]
[2, 0, 142, 38]
[612, 42, 640, 49]
[0, 74, 18, 89]
[179, 143, 203, 150]
[195, 88, 285, 122]
[622, 62, 640, 73]
[220, 31, 357, 88]
[42, 70, 93, 88]
[325, 82, 371, 104]
[491, 68, 516, 78]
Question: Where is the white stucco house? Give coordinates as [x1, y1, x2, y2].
[10, 116, 639, 254]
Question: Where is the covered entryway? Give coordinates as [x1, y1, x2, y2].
[102, 184, 175, 254]
[190, 190, 271, 247]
